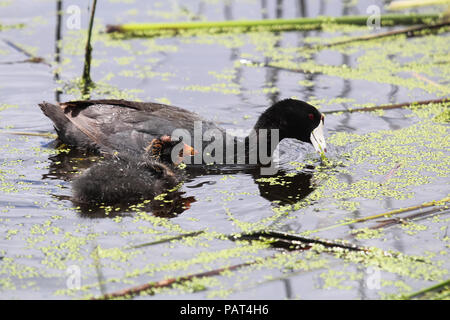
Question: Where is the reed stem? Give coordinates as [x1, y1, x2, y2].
[402, 279, 450, 299]
[303, 197, 449, 235]
[82, 0, 98, 96]
[106, 13, 440, 36]
[388, 0, 450, 10]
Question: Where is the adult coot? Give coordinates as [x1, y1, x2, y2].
[39, 99, 326, 165]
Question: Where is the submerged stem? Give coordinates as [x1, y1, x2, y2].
[323, 98, 450, 114]
[303, 197, 450, 235]
[402, 279, 450, 299]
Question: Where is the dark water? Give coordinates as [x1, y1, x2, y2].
[0, 0, 448, 299]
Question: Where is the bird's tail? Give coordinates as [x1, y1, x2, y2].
[38, 101, 68, 133]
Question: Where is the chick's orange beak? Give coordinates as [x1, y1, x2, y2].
[174, 142, 198, 165]
[182, 143, 198, 157]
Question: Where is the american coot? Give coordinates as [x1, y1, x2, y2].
[39, 98, 326, 167]
[72, 135, 189, 206]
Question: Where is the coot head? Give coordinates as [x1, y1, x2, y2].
[255, 99, 326, 153]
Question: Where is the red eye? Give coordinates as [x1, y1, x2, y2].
[308, 113, 314, 121]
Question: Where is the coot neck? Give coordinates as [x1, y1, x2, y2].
[239, 113, 283, 165]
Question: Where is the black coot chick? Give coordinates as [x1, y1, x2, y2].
[71, 135, 193, 205]
[38, 99, 326, 164]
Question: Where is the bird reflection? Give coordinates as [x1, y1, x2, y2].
[43, 143, 315, 218]
[43, 142, 101, 182]
[183, 164, 315, 206]
[251, 168, 314, 205]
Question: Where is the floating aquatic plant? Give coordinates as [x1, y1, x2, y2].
[106, 13, 441, 38]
